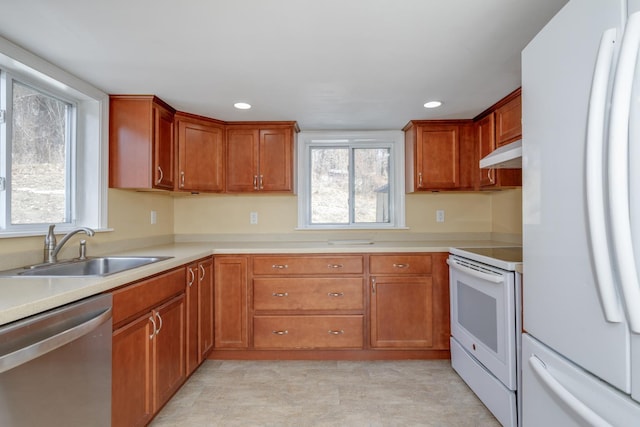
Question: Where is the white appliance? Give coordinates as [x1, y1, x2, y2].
[522, 0, 640, 424]
[448, 247, 522, 427]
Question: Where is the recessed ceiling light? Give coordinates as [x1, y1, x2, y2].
[234, 102, 252, 110]
[424, 101, 442, 109]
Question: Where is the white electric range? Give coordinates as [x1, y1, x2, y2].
[447, 246, 523, 427]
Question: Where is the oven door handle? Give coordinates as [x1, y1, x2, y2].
[446, 259, 505, 284]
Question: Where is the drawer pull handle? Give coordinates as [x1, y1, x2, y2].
[272, 292, 289, 297]
[272, 330, 288, 335]
[272, 264, 288, 269]
[393, 263, 409, 268]
[327, 264, 344, 269]
[327, 292, 344, 297]
[328, 330, 344, 335]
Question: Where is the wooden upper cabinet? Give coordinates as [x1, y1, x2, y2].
[404, 121, 474, 192]
[495, 89, 522, 147]
[474, 88, 522, 189]
[225, 122, 298, 193]
[477, 113, 497, 187]
[175, 112, 225, 192]
[110, 95, 176, 190]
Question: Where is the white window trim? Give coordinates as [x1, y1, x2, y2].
[297, 130, 407, 230]
[0, 36, 109, 237]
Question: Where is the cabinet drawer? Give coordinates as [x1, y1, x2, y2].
[369, 254, 432, 275]
[253, 278, 363, 311]
[112, 267, 185, 327]
[254, 315, 363, 349]
[253, 255, 363, 275]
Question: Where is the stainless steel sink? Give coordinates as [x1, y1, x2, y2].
[0, 256, 173, 278]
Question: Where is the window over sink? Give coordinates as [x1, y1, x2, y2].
[297, 131, 406, 230]
[0, 36, 108, 236]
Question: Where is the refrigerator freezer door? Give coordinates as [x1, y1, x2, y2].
[522, 334, 640, 426]
[522, 0, 630, 392]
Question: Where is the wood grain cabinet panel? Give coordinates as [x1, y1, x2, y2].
[404, 121, 474, 192]
[176, 113, 225, 192]
[253, 315, 364, 349]
[475, 89, 522, 189]
[225, 123, 297, 193]
[370, 254, 432, 275]
[214, 256, 249, 348]
[109, 95, 176, 190]
[111, 270, 186, 427]
[495, 91, 522, 146]
[186, 257, 214, 375]
[253, 255, 364, 275]
[253, 277, 364, 311]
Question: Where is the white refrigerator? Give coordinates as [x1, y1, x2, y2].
[522, 0, 640, 425]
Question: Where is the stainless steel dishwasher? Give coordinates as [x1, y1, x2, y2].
[0, 293, 112, 426]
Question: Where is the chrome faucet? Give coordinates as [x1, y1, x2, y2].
[44, 224, 95, 264]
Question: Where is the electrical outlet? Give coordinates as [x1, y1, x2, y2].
[150, 210, 157, 224]
[250, 211, 258, 225]
[436, 209, 445, 223]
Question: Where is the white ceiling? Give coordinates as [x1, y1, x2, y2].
[0, 0, 568, 130]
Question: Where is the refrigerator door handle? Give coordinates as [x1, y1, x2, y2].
[586, 27, 624, 323]
[529, 355, 612, 427]
[608, 11, 640, 333]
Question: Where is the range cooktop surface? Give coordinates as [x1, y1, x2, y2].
[449, 246, 522, 271]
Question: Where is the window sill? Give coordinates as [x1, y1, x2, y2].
[0, 228, 114, 239]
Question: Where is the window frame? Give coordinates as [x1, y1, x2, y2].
[1, 71, 77, 230]
[0, 36, 109, 237]
[297, 130, 406, 230]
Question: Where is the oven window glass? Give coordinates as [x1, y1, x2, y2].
[457, 281, 498, 352]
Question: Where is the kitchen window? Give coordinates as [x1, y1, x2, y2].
[0, 38, 108, 236]
[297, 131, 406, 229]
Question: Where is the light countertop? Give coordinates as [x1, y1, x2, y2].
[0, 239, 517, 326]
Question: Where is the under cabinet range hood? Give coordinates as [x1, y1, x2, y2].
[480, 140, 522, 169]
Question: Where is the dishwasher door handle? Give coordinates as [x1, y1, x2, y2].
[0, 306, 112, 374]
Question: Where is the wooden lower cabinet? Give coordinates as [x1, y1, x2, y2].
[253, 315, 364, 349]
[111, 268, 186, 427]
[370, 276, 434, 348]
[186, 257, 214, 375]
[214, 256, 248, 348]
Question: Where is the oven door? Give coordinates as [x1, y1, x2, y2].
[447, 254, 517, 389]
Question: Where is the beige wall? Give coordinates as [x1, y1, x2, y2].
[173, 192, 497, 235]
[491, 188, 522, 235]
[0, 189, 174, 263]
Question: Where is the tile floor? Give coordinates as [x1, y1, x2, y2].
[150, 359, 501, 426]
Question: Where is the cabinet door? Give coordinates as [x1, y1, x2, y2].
[416, 125, 460, 189]
[153, 103, 175, 190]
[226, 128, 259, 192]
[214, 256, 249, 348]
[370, 275, 434, 348]
[198, 257, 214, 360]
[185, 263, 199, 375]
[477, 114, 497, 188]
[112, 313, 154, 427]
[259, 128, 293, 192]
[495, 93, 521, 147]
[177, 119, 224, 192]
[153, 294, 186, 410]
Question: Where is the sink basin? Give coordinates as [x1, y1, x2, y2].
[0, 256, 173, 278]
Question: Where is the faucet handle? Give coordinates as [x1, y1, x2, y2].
[78, 240, 87, 260]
